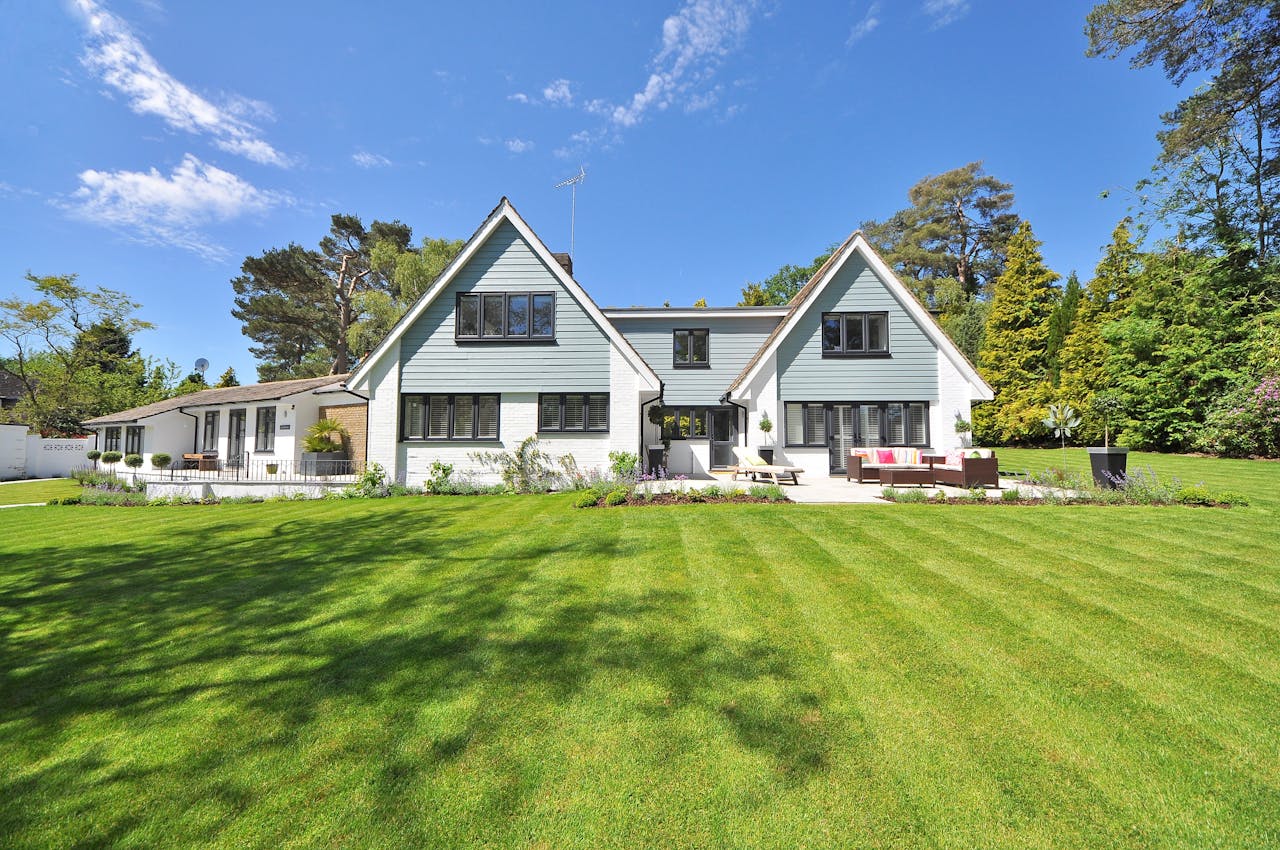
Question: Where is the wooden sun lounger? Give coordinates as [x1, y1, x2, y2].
[730, 463, 802, 485]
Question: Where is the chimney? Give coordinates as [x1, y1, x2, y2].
[551, 252, 573, 277]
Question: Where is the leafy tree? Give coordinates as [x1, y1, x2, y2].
[1056, 220, 1141, 440]
[861, 161, 1021, 303]
[232, 214, 416, 379]
[172, 370, 208, 397]
[693, 298, 708, 308]
[1087, 1, 1280, 260]
[974, 222, 1060, 443]
[738, 251, 832, 306]
[214, 367, 240, 388]
[350, 235, 465, 359]
[940, 297, 990, 364]
[1046, 272, 1082, 384]
[0, 273, 167, 433]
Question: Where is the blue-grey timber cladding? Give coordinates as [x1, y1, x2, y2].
[777, 255, 939, 401]
[399, 221, 611, 393]
[609, 315, 778, 405]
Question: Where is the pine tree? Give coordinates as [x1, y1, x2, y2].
[1056, 220, 1139, 441]
[215, 367, 240, 388]
[975, 221, 1060, 443]
[1046, 271, 1081, 384]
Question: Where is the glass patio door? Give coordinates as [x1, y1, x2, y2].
[828, 405, 856, 473]
[228, 409, 247, 468]
[709, 408, 737, 469]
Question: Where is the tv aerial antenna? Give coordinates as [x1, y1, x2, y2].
[553, 167, 586, 258]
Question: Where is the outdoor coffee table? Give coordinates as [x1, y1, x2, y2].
[878, 467, 933, 487]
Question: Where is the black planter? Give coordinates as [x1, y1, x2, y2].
[300, 452, 350, 476]
[757, 447, 774, 464]
[1087, 447, 1129, 488]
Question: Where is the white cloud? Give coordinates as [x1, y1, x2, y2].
[352, 150, 392, 168]
[507, 92, 530, 104]
[922, 0, 969, 28]
[505, 138, 534, 153]
[69, 0, 290, 167]
[847, 2, 881, 45]
[65, 154, 286, 260]
[607, 0, 758, 128]
[542, 78, 574, 106]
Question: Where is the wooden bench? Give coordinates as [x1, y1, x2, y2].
[182, 453, 218, 471]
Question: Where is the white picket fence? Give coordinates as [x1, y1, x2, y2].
[0, 425, 97, 480]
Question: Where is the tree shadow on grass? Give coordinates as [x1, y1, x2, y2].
[1, 501, 833, 845]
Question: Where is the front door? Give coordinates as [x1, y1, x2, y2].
[709, 408, 737, 469]
[228, 409, 247, 467]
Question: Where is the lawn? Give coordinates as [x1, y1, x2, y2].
[0, 477, 80, 506]
[2, 455, 1278, 848]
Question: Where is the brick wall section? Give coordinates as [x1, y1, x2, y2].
[320, 403, 368, 466]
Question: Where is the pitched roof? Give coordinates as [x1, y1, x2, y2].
[725, 232, 993, 400]
[0, 367, 24, 399]
[83, 374, 351, 425]
[346, 197, 661, 392]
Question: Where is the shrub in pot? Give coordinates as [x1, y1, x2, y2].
[1086, 394, 1128, 488]
[150, 452, 172, 470]
[301, 418, 349, 475]
[86, 449, 101, 469]
[100, 450, 122, 466]
[757, 412, 775, 464]
[124, 453, 143, 470]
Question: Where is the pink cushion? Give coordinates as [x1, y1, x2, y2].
[876, 449, 896, 464]
[945, 451, 962, 466]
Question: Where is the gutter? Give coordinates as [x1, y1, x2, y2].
[177, 407, 200, 453]
[639, 380, 665, 470]
[720, 393, 750, 449]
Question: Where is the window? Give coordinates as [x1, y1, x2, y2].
[125, 426, 143, 455]
[673, 328, 709, 368]
[656, 406, 724, 440]
[456, 292, 555, 340]
[103, 426, 121, 452]
[784, 402, 929, 447]
[820, 312, 889, 356]
[255, 407, 276, 452]
[201, 411, 219, 452]
[401, 394, 499, 440]
[539, 394, 609, 432]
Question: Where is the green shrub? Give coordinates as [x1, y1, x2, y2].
[1000, 487, 1021, 502]
[892, 487, 928, 503]
[879, 487, 899, 502]
[702, 485, 722, 499]
[124, 453, 143, 469]
[425, 460, 454, 493]
[388, 483, 425, 497]
[932, 490, 948, 503]
[605, 488, 629, 507]
[471, 437, 560, 493]
[1214, 490, 1249, 507]
[967, 488, 987, 503]
[573, 490, 599, 508]
[100, 451, 122, 465]
[60, 495, 81, 505]
[747, 484, 788, 502]
[303, 418, 349, 453]
[608, 451, 639, 480]
[150, 452, 172, 469]
[86, 450, 101, 463]
[343, 463, 390, 498]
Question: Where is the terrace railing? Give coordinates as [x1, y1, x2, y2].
[134, 453, 364, 483]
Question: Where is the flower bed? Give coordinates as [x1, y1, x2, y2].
[574, 483, 788, 508]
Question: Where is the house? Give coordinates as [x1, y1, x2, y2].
[82, 375, 366, 473]
[0, 367, 24, 411]
[346, 198, 992, 485]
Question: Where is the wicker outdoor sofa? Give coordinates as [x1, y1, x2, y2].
[846, 447, 1000, 488]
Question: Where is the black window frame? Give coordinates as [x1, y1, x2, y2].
[820, 311, 890, 357]
[201, 411, 220, 453]
[103, 426, 121, 452]
[400, 394, 501, 441]
[672, 328, 710, 369]
[455, 292, 556, 341]
[655, 406, 733, 441]
[255, 406, 276, 453]
[124, 425, 143, 455]
[538, 393, 610, 433]
[783, 401, 930, 448]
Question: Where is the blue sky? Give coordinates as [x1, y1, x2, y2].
[2, 0, 1183, 382]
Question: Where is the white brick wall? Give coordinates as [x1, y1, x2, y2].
[365, 347, 401, 478]
[933, 349, 972, 452]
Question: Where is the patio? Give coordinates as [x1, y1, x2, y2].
[649, 472, 1060, 503]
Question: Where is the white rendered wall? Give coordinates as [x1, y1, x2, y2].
[0, 424, 28, 479]
[28, 436, 96, 478]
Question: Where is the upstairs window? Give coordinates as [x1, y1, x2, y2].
[673, 329, 709, 368]
[821, 312, 889, 356]
[539, 394, 609, 432]
[456, 292, 555, 340]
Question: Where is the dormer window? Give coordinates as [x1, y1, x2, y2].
[456, 292, 555, 340]
[821, 312, 889, 356]
[673, 328, 709, 368]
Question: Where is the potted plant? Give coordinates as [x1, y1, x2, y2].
[1086, 393, 1128, 488]
[86, 449, 101, 470]
[757, 412, 775, 464]
[100, 450, 122, 475]
[151, 453, 172, 473]
[953, 415, 972, 448]
[301, 418, 349, 475]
